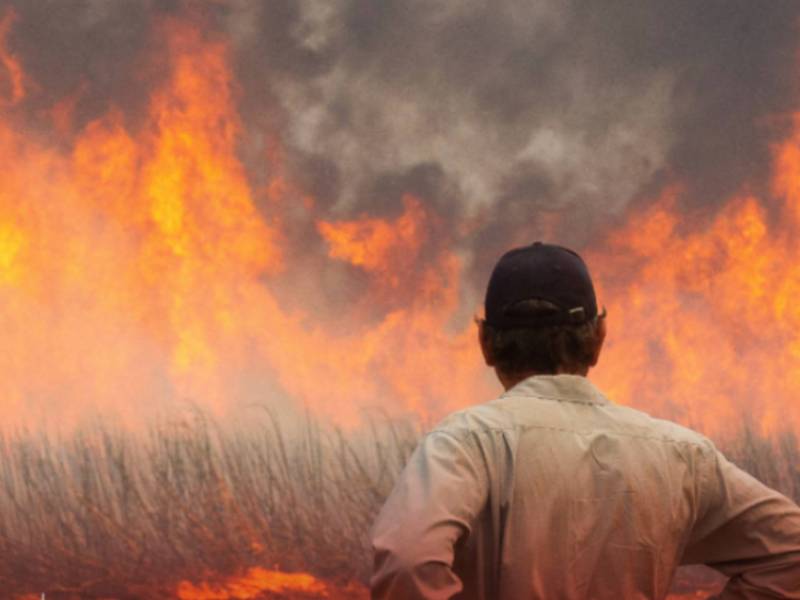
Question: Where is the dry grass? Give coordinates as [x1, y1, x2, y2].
[0, 411, 416, 598]
[0, 410, 795, 598]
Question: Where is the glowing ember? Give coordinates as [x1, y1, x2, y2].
[176, 567, 328, 599]
[178, 570, 372, 600]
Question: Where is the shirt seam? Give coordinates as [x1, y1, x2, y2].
[500, 392, 606, 406]
[432, 423, 714, 450]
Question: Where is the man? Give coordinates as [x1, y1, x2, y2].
[370, 242, 800, 599]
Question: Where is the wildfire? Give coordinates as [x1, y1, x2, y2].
[591, 129, 800, 434]
[0, 5, 798, 437]
[0, 6, 794, 600]
[0, 8, 493, 428]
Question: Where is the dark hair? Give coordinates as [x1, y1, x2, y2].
[480, 299, 604, 375]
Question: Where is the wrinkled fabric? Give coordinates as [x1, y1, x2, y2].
[371, 375, 800, 599]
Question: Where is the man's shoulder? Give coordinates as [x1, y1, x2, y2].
[429, 401, 514, 440]
[432, 403, 510, 433]
[603, 402, 716, 451]
[429, 382, 717, 458]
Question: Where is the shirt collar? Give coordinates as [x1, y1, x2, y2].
[502, 374, 610, 406]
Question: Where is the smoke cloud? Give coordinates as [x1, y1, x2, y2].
[6, 0, 798, 265]
[228, 0, 800, 284]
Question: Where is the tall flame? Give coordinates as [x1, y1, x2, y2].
[591, 118, 800, 434]
[0, 13, 489, 427]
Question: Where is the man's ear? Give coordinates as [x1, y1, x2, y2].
[589, 315, 607, 367]
[478, 320, 496, 367]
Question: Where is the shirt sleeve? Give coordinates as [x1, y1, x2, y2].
[682, 445, 800, 599]
[370, 429, 489, 600]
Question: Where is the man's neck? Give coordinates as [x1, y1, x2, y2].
[497, 367, 589, 391]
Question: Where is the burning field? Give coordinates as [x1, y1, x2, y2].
[0, 413, 796, 598]
[0, 1, 798, 598]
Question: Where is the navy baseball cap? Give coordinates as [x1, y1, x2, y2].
[484, 242, 598, 329]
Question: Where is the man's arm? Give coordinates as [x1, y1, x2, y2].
[682, 446, 800, 599]
[370, 430, 489, 600]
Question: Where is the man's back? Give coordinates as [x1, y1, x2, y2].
[371, 375, 800, 599]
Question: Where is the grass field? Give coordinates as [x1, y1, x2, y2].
[0, 409, 796, 599]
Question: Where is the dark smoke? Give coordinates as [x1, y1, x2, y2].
[226, 0, 800, 288]
[4, 0, 799, 305]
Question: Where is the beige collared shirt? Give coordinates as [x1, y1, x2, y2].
[371, 375, 800, 599]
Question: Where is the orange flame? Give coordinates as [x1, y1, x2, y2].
[176, 567, 329, 599]
[0, 16, 286, 424]
[318, 195, 429, 289]
[0, 14, 491, 427]
[590, 119, 800, 433]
